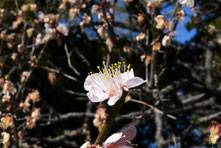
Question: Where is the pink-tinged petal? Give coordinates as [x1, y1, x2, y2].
[87, 91, 108, 103]
[80, 141, 91, 148]
[121, 69, 135, 82]
[104, 132, 123, 146]
[107, 88, 122, 106]
[122, 126, 137, 141]
[123, 77, 145, 89]
[104, 126, 137, 148]
[84, 73, 101, 91]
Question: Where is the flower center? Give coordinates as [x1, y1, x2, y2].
[88, 61, 131, 96]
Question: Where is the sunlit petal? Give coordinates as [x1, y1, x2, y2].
[123, 77, 145, 89]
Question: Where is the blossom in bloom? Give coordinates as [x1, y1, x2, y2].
[155, 15, 165, 30]
[1, 113, 13, 130]
[84, 62, 145, 106]
[80, 126, 137, 148]
[26, 90, 40, 103]
[178, 0, 194, 8]
[208, 121, 221, 144]
[2, 80, 16, 96]
[19, 101, 30, 113]
[26, 108, 41, 129]
[162, 35, 171, 47]
[103, 126, 137, 148]
[31, 108, 41, 120]
[1, 132, 10, 148]
[136, 32, 145, 41]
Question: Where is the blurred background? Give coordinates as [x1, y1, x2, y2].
[0, 0, 221, 147]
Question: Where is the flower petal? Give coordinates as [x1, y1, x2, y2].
[104, 132, 123, 146]
[107, 88, 122, 106]
[121, 69, 135, 82]
[123, 77, 145, 89]
[87, 91, 108, 103]
[84, 73, 96, 91]
[84, 73, 104, 91]
[122, 126, 137, 141]
[80, 141, 91, 148]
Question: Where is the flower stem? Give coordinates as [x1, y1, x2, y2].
[95, 90, 128, 145]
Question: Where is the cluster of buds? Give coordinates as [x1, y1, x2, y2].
[155, 15, 173, 31]
[1, 113, 13, 130]
[0, 113, 13, 148]
[1, 80, 17, 96]
[26, 108, 41, 129]
[20, 90, 40, 113]
[93, 106, 107, 132]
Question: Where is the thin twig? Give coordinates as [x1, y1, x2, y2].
[130, 98, 177, 120]
[64, 44, 80, 76]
